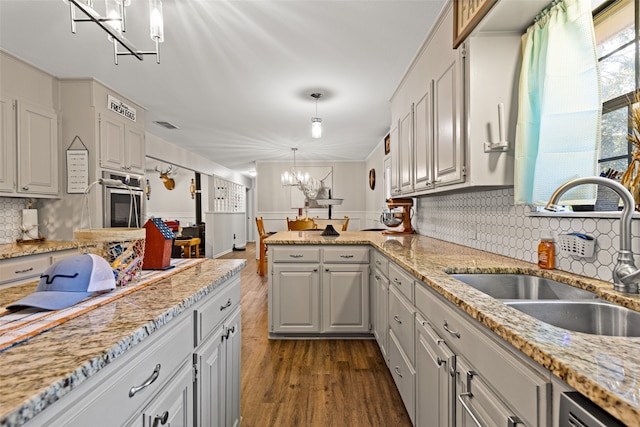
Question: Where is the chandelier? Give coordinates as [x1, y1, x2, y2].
[310, 93, 322, 139]
[281, 148, 328, 201]
[65, 0, 165, 65]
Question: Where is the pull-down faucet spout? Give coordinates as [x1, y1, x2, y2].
[545, 176, 640, 294]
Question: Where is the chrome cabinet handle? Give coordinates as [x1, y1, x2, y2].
[340, 254, 354, 258]
[394, 366, 403, 378]
[313, 268, 318, 272]
[393, 315, 402, 324]
[393, 278, 402, 285]
[436, 356, 444, 366]
[225, 325, 236, 340]
[220, 298, 232, 311]
[15, 267, 34, 274]
[129, 364, 161, 397]
[375, 260, 382, 266]
[443, 321, 460, 338]
[457, 393, 483, 427]
[152, 411, 169, 427]
[325, 268, 330, 272]
[289, 254, 303, 258]
[508, 416, 523, 427]
[22, 186, 29, 191]
[375, 274, 381, 280]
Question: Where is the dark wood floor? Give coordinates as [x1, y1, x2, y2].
[218, 243, 412, 426]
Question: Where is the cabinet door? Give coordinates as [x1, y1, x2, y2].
[433, 52, 464, 187]
[137, 362, 194, 427]
[414, 86, 433, 191]
[99, 113, 126, 171]
[0, 96, 15, 193]
[224, 308, 241, 427]
[195, 325, 225, 427]
[416, 314, 455, 427]
[126, 126, 145, 173]
[272, 264, 321, 333]
[17, 100, 58, 195]
[389, 124, 400, 196]
[399, 108, 413, 193]
[373, 270, 389, 363]
[322, 264, 369, 333]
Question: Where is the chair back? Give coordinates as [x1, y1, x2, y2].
[313, 216, 349, 231]
[256, 217, 267, 237]
[286, 217, 316, 231]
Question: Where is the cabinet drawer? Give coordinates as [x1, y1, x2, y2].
[271, 246, 320, 263]
[389, 262, 414, 303]
[389, 285, 415, 366]
[0, 254, 50, 285]
[389, 330, 415, 424]
[372, 250, 389, 278]
[322, 246, 369, 263]
[197, 277, 241, 345]
[62, 315, 193, 427]
[415, 283, 550, 427]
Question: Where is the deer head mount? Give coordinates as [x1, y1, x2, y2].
[155, 165, 177, 190]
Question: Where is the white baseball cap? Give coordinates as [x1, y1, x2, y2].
[7, 254, 116, 311]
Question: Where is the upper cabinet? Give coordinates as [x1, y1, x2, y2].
[0, 96, 59, 198]
[390, 2, 517, 197]
[99, 113, 145, 174]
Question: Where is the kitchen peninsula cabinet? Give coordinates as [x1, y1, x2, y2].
[269, 245, 370, 336]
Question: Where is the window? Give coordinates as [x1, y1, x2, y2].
[595, 0, 639, 176]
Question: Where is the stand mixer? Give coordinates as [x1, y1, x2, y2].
[380, 198, 414, 235]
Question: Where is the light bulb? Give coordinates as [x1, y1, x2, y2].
[149, 0, 164, 42]
[105, 0, 123, 34]
[311, 117, 322, 139]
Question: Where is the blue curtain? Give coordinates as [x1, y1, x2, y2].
[514, 0, 601, 205]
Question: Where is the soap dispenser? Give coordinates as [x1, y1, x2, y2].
[538, 230, 555, 270]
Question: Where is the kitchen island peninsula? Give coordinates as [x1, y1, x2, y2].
[266, 231, 640, 426]
[0, 258, 245, 427]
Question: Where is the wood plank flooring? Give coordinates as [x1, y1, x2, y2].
[218, 244, 412, 426]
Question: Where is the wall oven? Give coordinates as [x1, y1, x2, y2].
[103, 171, 145, 228]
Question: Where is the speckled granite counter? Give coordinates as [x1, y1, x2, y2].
[0, 241, 79, 260]
[0, 258, 246, 427]
[266, 231, 640, 425]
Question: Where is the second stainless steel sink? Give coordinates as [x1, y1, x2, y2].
[451, 274, 598, 300]
[505, 301, 640, 337]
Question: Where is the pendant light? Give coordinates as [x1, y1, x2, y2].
[311, 93, 322, 139]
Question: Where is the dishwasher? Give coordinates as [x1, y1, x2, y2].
[559, 392, 626, 426]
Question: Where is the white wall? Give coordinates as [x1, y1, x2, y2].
[145, 159, 197, 226]
[364, 137, 390, 230]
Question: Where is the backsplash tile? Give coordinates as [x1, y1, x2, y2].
[0, 198, 31, 243]
[415, 187, 626, 283]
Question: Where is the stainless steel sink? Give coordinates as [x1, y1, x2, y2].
[451, 274, 598, 300]
[505, 301, 640, 337]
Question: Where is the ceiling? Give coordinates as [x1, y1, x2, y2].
[0, 0, 447, 176]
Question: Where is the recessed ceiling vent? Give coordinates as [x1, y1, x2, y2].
[153, 121, 179, 130]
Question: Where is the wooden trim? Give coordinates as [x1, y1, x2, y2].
[453, 0, 497, 48]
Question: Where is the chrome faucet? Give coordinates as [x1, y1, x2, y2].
[545, 176, 640, 294]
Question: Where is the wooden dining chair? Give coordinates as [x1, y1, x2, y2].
[286, 217, 316, 231]
[256, 217, 269, 276]
[341, 216, 349, 231]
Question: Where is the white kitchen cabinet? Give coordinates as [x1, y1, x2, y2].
[131, 361, 194, 427]
[415, 313, 455, 427]
[195, 306, 241, 427]
[0, 96, 58, 197]
[399, 109, 414, 194]
[269, 245, 370, 336]
[372, 250, 390, 364]
[0, 95, 15, 193]
[389, 124, 400, 196]
[99, 113, 145, 174]
[0, 249, 79, 288]
[389, 329, 416, 425]
[322, 264, 369, 333]
[413, 87, 433, 192]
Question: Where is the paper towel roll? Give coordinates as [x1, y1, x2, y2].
[21, 209, 38, 240]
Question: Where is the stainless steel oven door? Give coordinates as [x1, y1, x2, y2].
[104, 186, 144, 228]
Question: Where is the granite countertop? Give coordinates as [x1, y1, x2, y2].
[266, 231, 640, 425]
[0, 258, 246, 427]
[0, 241, 80, 260]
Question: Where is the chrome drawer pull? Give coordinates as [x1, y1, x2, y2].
[152, 411, 169, 427]
[289, 254, 304, 258]
[436, 356, 444, 366]
[443, 321, 460, 338]
[457, 393, 483, 427]
[129, 364, 161, 397]
[393, 278, 402, 285]
[340, 254, 354, 258]
[376, 260, 382, 266]
[394, 366, 403, 378]
[220, 298, 232, 310]
[508, 416, 523, 427]
[393, 315, 402, 324]
[15, 267, 34, 274]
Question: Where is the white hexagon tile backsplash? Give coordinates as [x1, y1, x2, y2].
[0, 198, 30, 243]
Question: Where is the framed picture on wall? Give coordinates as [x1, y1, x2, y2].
[453, 0, 497, 48]
[384, 133, 390, 155]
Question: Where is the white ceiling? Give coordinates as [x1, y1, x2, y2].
[0, 0, 447, 176]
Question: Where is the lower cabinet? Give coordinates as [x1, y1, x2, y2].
[269, 245, 370, 336]
[26, 271, 242, 427]
[195, 306, 241, 427]
[0, 249, 79, 288]
[372, 265, 389, 364]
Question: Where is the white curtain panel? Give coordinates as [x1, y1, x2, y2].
[515, 0, 601, 205]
